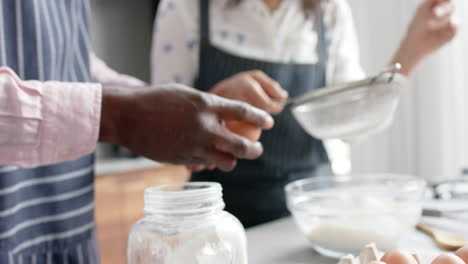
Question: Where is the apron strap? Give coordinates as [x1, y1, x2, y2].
[316, 4, 329, 67]
[199, 0, 210, 46]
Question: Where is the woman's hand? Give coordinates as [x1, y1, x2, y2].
[187, 71, 287, 172]
[211, 71, 286, 145]
[391, 0, 457, 76]
[210, 70, 288, 114]
[211, 70, 287, 143]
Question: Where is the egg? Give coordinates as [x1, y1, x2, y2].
[455, 246, 468, 264]
[432, 254, 465, 264]
[381, 251, 418, 264]
[226, 121, 262, 141]
[368, 261, 387, 264]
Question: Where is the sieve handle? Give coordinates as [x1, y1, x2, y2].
[286, 63, 402, 109]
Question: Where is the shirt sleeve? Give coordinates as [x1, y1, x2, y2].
[327, 0, 366, 84]
[151, 0, 200, 87]
[0, 67, 102, 168]
[90, 54, 147, 87]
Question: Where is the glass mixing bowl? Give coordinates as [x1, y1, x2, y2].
[291, 74, 404, 141]
[285, 174, 426, 259]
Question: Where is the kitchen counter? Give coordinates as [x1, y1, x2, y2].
[95, 162, 189, 264]
[95, 157, 162, 176]
[246, 200, 468, 264]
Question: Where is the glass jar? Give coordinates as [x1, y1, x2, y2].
[127, 182, 248, 264]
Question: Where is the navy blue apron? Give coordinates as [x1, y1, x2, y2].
[193, 0, 329, 228]
[0, 0, 98, 263]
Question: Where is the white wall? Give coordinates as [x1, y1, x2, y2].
[348, 0, 468, 180]
[90, 0, 154, 82]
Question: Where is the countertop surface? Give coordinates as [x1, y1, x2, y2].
[246, 200, 468, 264]
[94, 157, 161, 176]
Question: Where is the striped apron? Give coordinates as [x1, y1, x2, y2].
[193, 0, 329, 228]
[0, 0, 98, 263]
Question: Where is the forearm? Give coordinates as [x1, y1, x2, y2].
[390, 36, 425, 77]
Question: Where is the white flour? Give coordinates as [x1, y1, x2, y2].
[165, 225, 247, 264]
[301, 194, 420, 254]
[309, 218, 400, 253]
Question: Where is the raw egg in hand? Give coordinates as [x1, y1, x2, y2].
[432, 254, 465, 264]
[226, 121, 262, 141]
[381, 251, 418, 264]
[456, 246, 468, 264]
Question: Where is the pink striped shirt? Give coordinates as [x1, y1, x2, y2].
[0, 55, 145, 168]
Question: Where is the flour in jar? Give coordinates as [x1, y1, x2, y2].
[165, 225, 247, 264]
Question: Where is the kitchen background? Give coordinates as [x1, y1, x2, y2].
[350, 0, 468, 180]
[89, 0, 468, 263]
[91, 0, 161, 176]
[91, 0, 468, 179]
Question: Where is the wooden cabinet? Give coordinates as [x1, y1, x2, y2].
[95, 164, 189, 264]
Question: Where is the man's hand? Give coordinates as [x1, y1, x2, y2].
[99, 84, 274, 172]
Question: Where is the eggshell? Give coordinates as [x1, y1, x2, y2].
[338, 255, 357, 264]
[432, 254, 465, 264]
[360, 243, 381, 264]
[455, 247, 468, 264]
[381, 251, 418, 264]
[369, 261, 387, 264]
[411, 253, 423, 264]
[226, 121, 262, 141]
